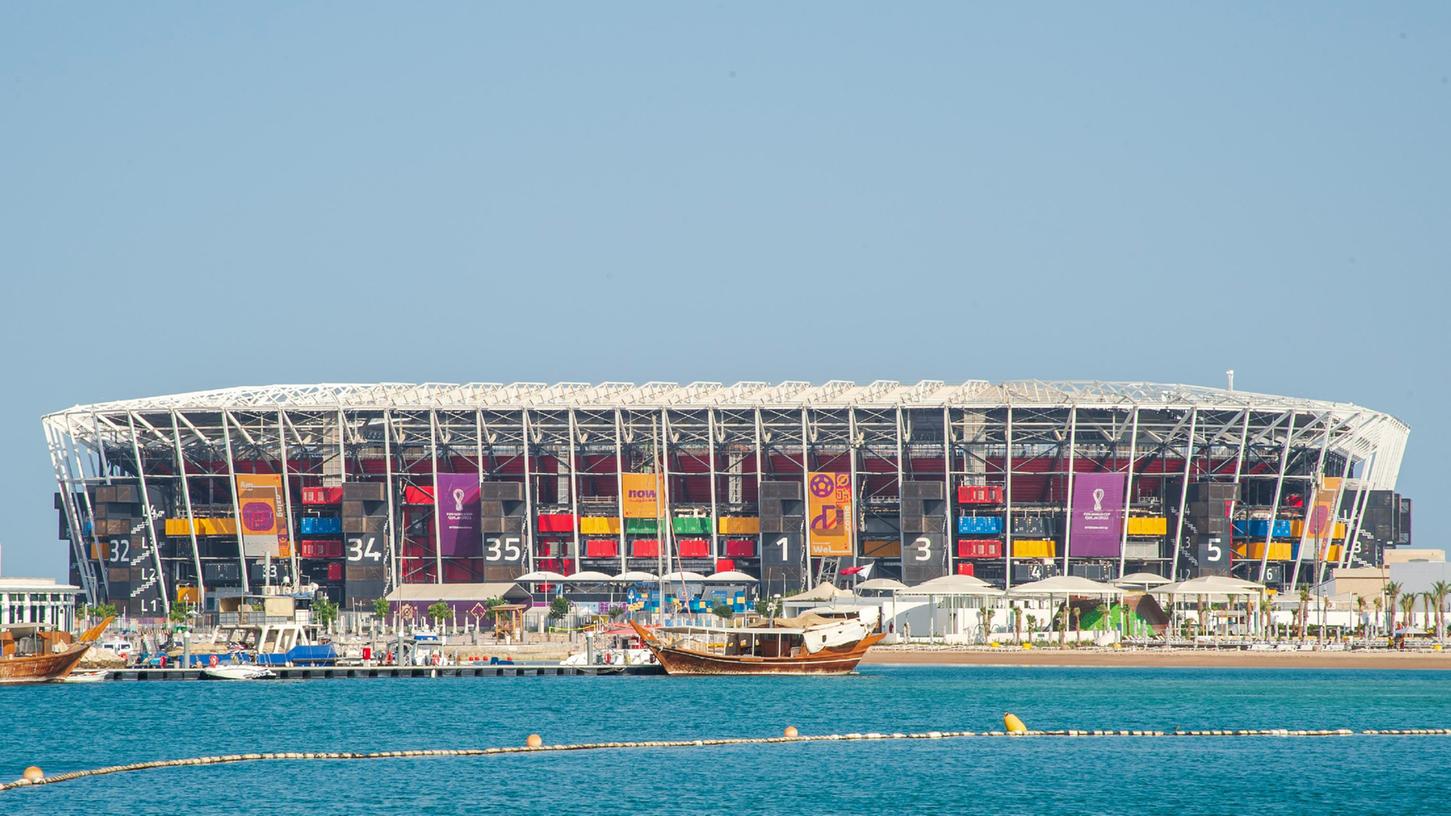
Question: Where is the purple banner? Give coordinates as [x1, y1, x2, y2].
[436, 473, 482, 557]
[1069, 473, 1126, 557]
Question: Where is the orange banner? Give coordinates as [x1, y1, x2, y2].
[236, 474, 285, 558]
[1305, 476, 1342, 561]
[807, 471, 853, 556]
[620, 472, 663, 519]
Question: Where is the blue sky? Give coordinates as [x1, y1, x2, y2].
[1, 3, 1446, 578]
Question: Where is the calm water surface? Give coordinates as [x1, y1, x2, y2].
[3, 665, 1449, 815]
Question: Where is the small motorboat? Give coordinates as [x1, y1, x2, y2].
[202, 665, 276, 681]
[59, 669, 109, 683]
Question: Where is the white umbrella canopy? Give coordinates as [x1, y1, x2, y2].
[900, 574, 999, 596]
[855, 578, 909, 592]
[561, 571, 614, 583]
[660, 571, 708, 583]
[515, 570, 568, 582]
[703, 570, 758, 583]
[609, 571, 658, 583]
[784, 583, 857, 603]
[1008, 575, 1122, 596]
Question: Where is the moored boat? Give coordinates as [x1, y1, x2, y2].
[0, 616, 115, 684]
[202, 665, 275, 680]
[630, 612, 884, 676]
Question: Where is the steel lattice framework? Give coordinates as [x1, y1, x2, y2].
[42, 381, 1410, 614]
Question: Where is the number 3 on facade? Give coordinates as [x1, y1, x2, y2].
[913, 537, 932, 561]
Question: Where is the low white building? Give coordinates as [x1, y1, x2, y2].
[0, 577, 82, 630]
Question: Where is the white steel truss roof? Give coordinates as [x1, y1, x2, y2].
[44, 380, 1408, 424]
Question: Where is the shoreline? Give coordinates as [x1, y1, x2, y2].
[861, 647, 1451, 670]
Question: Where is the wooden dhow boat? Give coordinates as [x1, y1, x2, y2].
[0, 616, 115, 685]
[630, 611, 884, 676]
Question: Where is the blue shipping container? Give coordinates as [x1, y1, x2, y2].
[1233, 519, 1292, 538]
[957, 516, 1004, 535]
[300, 516, 342, 535]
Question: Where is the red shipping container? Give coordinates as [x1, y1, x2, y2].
[326, 563, 343, 581]
[724, 538, 756, 558]
[677, 538, 709, 558]
[404, 486, 435, 505]
[715, 558, 736, 572]
[957, 539, 1004, 559]
[301, 486, 343, 505]
[957, 485, 1005, 505]
[631, 539, 660, 558]
[537, 514, 575, 533]
[299, 539, 343, 559]
[956, 562, 976, 576]
[585, 539, 619, 559]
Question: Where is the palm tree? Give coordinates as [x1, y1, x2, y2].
[1259, 597, 1273, 641]
[1297, 587, 1311, 642]
[1385, 581, 1403, 641]
[1373, 596, 1384, 641]
[978, 606, 993, 642]
[1355, 595, 1368, 643]
[1431, 581, 1451, 644]
[1423, 593, 1434, 638]
[1400, 594, 1417, 641]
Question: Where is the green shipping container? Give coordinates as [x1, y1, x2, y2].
[625, 518, 659, 534]
[672, 516, 711, 534]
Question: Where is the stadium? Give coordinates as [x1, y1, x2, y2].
[42, 380, 1412, 617]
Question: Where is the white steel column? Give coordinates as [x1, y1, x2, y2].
[1168, 407, 1198, 580]
[428, 410, 444, 583]
[1226, 410, 1251, 578]
[276, 409, 300, 587]
[1258, 413, 1298, 583]
[127, 412, 170, 616]
[943, 406, 953, 575]
[1061, 405, 1078, 576]
[1116, 407, 1140, 580]
[221, 411, 250, 595]
[47, 421, 98, 605]
[567, 409, 582, 572]
[383, 410, 399, 590]
[521, 409, 536, 573]
[802, 407, 814, 578]
[614, 409, 627, 574]
[1003, 405, 1014, 589]
[707, 408, 720, 561]
[894, 406, 905, 575]
[661, 410, 676, 576]
[1289, 416, 1334, 593]
[848, 407, 860, 572]
[170, 411, 204, 604]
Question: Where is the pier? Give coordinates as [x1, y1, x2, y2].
[100, 664, 662, 681]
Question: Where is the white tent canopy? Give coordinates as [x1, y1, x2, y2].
[1116, 572, 1172, 587]
[515, 570, 568, 582]
[855, 578, 909, 592]
[561, 571, 614, 583]
[660, 571, 707, 583]
[1008, 576, 1123, 597]
[784, 583, 856, 604]
[901, 574, 999, 596]
[703, 570, 758, 583]
[609, 571, 658, 583]
[1151, 575, 1264, 597]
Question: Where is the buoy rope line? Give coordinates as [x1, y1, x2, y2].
[7, 725, 1451, 792]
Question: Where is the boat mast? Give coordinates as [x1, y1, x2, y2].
[653, 416, 667, 628]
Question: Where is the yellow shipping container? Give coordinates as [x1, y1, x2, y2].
[1012, 539, 1056, 558]
[862, 539, 901, 558]
[718, 516, 761, 535]
[1125, 516, 1167, 536]
[579, 516, 621, 535]
[165, 517, 238, 536]
[175, 586, 200, 605]
[1244, 542, 1293, 561]
[1288, 520, 1348, 540]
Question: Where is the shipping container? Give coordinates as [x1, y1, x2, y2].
[631, 539, 661, 558]
[403, 486, 435, 505]
[715, 558, 736, 572]
[677, 538, 710, 558]
[624, 518, 659, 535]
[584, 539, 619, 559]
[299, 516, 342, 536]
[956, 562, 976, 576]
[957, 539, 1004, 559]
[537, 514, 575, 533]
[580, 516, 621, 535]
[301, 486, 344, 505]
[957, 485, 1005, 505]
[718, 516, 761, 535]
[1233, 519, 1293, 539]
[1125, 516, 1167, 536]
[1011, 539, 1056, 558]
[957, 516, 1004, 535]
[672, 516, 712, 535]
[724, 539, 756, 558]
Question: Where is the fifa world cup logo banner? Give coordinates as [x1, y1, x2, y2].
[1069, 472, 1126, 557]
[808, 472, 853, 557]
[1305, 476, 1342, 560]
[620, 473, 663, 519]
[236, 474, 286, 558]
[436, 473, 482, 557]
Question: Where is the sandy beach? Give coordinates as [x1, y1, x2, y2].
[862, 647, 1451, 670]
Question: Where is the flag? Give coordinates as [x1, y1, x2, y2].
[841, 561, 875, 579]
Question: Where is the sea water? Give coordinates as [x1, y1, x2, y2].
[3, 665, 1449, 814]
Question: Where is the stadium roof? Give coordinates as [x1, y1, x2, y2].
[43, 380, 1407, 423]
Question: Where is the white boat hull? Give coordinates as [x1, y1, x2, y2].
[202, 666, 275, 681]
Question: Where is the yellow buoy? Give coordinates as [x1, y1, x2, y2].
[525, 734, 543, 748]
[1003, 713, 1027, 734]
[21, 766, 44, 782]
[784, 725, 800, 738]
